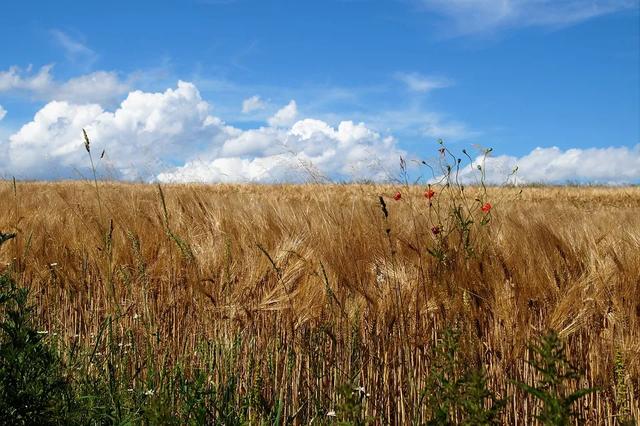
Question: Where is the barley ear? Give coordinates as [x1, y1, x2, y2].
[83, 128, 91, 153]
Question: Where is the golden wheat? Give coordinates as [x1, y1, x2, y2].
[1, 181, 638, 424]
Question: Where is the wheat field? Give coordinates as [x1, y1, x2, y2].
[0, 181, 638, 424]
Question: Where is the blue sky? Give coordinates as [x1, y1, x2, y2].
[0, 0, 638, 183]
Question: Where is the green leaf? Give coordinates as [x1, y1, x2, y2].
[515, 381, 551, 403]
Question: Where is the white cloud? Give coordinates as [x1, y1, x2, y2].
[6, 81, 238, 180]
[419, 0, 637, 34]
[157, 155, 300, 183]
[0, 65, 129, 105]
[54, 71, 130, 104]
[454, 145, 640, 184]
[396, 72, 451, 93]
[0, 65, 53, 93]
[4, 80, 637, 185]
[268, 100, 298, 127]
[241, 95, 266, 113]
[0, 105, 6, 121]
[158, 118, 403, 183]
[2, 81, 404, 182]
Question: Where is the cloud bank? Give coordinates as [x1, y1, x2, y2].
[454, 146, 640, 185]
[0, 80, 637, 184]
[1, 82, 403, 182]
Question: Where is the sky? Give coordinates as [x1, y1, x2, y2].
[0, 0, 638, 184]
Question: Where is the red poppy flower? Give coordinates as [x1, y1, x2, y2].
[393, 192, 402, 201]
[431, 225, 441, 235]
[424, 189, 436, 199]
[481, 202, 492, 213]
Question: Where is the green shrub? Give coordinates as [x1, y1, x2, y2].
[516, 331, 598, 425]
[0, 273, 74, 425]
[422, 328, 505, 425]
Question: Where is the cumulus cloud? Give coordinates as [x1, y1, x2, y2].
[0, 65, 129, 105]
[0, 105, 6, 121]
[419, 0, 637, 34]
[454, 145, 640, 184]
[242, 95, 266, 113]
[4, 80, 637, 185]
[396, 72, 452, 93]
[2, 82, 404, 182]
[6, 81, 237, 179]
[268, 100, 298, 127]
[157, 155, 300, 183]
[158, 119, 403, 183]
